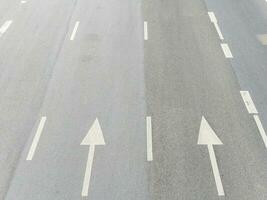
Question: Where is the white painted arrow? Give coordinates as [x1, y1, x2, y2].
[198, 116, 224, 196]
[81, 118, 105, 197]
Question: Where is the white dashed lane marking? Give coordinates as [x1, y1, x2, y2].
[146, 116, 153, 161]
[240, 91, 258, 114]
[26, 116, 47, 161]
[70, 21, 80, 41]
[221, 43, 233, 58]
[208, 12, 224, 40]
[0, 20, 13, 37]
[144, 21, 148, 40]
[253, 115, 267, 148]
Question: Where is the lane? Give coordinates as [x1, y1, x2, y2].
[143, 0, 267, 199]
[2, 0, 267, 199]
[0, 0, 78, 198]
[203, 0, 267, 145]
[5, 0, 149, 199]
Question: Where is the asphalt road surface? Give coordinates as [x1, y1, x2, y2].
[1, 0, 267, 199]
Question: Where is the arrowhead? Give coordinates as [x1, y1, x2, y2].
[81, 118, 106, 145]
[197, 116, 223, 145]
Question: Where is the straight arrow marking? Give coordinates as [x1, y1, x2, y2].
[81, 118, 105, 197]
[198, 116, 225, 196]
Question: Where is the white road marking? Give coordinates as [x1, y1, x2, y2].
[70, 21, 80, 41]
[146, 116, 153, 161]
[208, 144, 225, 196]
[198, 117, 223, 145]
[240, 91, 258, 114]
[198, 116, 225, 196]
[82, 145, 95, 197]
[253, 115, 267, 148]
[256, 34, 267, 45]
[214, 23, 224, 40]
[208, 12, 224, 40]
[208, 12, 217, 23]
[221, 43, 233, 58]
[0, 20, 13, 37]
[144, 21, 148, 40]
[21, 1, 27, 3]
[81, 118, 105, 197]
[26, 117, 47, 161]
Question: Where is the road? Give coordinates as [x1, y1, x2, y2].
[204, 0, 267, 145]
[0, 0, 267, 199]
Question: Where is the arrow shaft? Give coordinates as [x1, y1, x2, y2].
[207, 144, 225, 196]
[82, 145, 95, 197]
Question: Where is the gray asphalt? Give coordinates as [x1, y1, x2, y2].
[1, 0, 267, 199]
